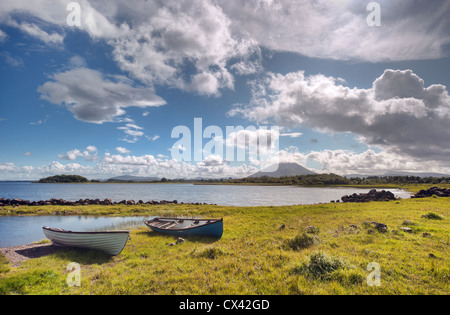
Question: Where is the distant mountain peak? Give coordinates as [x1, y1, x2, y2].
[248, 162, 316, 178]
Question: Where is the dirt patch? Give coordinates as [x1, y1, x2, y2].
[0, 243, 59, 266]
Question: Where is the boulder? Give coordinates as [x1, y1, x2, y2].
[341, 190, 396, 203]
[412, 187, 450, 198]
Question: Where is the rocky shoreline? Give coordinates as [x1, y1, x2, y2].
[0, 243, 59, 265]
[338, 189, 397, 203]
[411, 187, 450, 198]
[0, 197, 213, 207]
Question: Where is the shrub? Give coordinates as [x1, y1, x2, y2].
[293, 252, 348, 279]
[285, 232, 319, 251]
[421, 212, 445, 220]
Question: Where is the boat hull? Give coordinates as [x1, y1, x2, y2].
[145, 218, 223, 238]
[43, 227, 129, 256]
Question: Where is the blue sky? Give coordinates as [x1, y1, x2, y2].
[1, 0, 450, 180]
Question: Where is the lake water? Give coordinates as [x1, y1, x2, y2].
[0, 182, 411, 207]
[0, 182, 411, 247]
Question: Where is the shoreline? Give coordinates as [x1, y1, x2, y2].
[0, 243, 58, 266]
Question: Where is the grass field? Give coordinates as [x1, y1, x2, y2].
[0, 194, 448, 295]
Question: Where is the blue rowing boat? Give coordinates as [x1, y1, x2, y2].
[144, 218, 223, 238]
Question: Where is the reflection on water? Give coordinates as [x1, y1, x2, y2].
[0, 216, 151, 247]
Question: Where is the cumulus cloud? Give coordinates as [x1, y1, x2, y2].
[58, 146, 98, 161]
[218, 0, 450, 62]
[2, 1, 449, 66]
[1, 0, 261, 95]
[3, 145, 450, 180]
[116, 147, 131, 154]
[37, 68, 166, 124]
[231, 69, 450, 164]
[109, 0, 258, 96]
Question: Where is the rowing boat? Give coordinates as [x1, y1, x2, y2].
[144, 218, 223, 238]
[42, 227, 130, 256]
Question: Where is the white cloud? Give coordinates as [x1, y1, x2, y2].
[3, 145, 450, 181]
[281, 132, 303, 138]
[231, 69, 450, 165]
[218, 0, 450, 62]
[0, 28, 7, 42]
[304, 149, 438, 176]
[37, 67, 166, 124]
[116, 147, 131, 154]
[109, 0, 256, 96]
[1, 0, 449, 69]
[58, 146, 98, 162]
[147, 135, 160, 142]
[118, 121, 146, 143]
[0, 51, 24, 68]
[12, 21, 64, 46]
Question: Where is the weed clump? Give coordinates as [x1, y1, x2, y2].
[284, 232, 319, 251]
[196, 247, 227, 259]
[421, 212, 445, 220]
[293, 252, 363, 285]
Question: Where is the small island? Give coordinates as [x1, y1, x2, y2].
[38, 175, 89, 183]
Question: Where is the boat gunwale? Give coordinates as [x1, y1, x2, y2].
[144, 218, 223, 232]
[43, 226, 130, 235]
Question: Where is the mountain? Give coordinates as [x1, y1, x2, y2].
[106, 175, 160, 182]
[248, 162, 316, 178]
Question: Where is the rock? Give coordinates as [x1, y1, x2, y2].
[341, 190, 396, 203]
[400, 227, 413, 233]
[413, 187, 450, 198]
[168, 243, 177, 246]
[126, 200, 135, 205]
[422, 232, 432, 238]
[176, 237, 185, 244]
[279, 224, 286, 231]
[372, 221, 388, 233]
[428, 253, 437, 259]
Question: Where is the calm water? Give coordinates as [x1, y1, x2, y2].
[0, 182, 411, 247]
[0, 182, 411, 207]
[0, 216, 151, 247]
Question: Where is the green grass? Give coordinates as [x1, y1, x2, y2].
[0, 197, 449, 295]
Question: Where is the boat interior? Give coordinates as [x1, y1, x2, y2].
[148, 218, 215, 230]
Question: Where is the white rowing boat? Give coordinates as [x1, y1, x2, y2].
[43, 227, 130, 256]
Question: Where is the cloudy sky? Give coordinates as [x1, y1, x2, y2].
[1, 0, 450, 180]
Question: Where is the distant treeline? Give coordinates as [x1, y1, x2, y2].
[38, 175, 89, 183]
[37, 174, 450, 185]
[218, 174, 450, 186]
